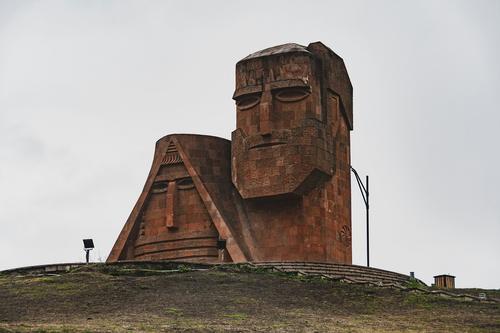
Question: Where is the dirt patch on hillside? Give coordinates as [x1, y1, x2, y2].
[0, 264, 498, 332]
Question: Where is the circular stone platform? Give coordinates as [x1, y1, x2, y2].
[0, 261, 421, 286]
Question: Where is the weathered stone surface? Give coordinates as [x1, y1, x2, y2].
[107, 135, 243, 263]
[108, 41, 353, 265]
[231, 42, 353, 263]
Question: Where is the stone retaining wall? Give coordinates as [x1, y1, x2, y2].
[252, 262, 420, 286]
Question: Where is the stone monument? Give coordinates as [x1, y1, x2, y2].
[108, 41, 353, 264]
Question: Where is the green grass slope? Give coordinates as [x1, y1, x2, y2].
[0, 264, 499, 332]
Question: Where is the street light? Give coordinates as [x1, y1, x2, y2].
[350, 166, 370, 267]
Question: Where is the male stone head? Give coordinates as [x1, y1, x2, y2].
[231, 42, 353, 199]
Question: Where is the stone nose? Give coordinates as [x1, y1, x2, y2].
[259, 89, 273, 136]
[165, 181, 177, 229]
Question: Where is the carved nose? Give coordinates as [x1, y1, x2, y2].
[166, 181, 177, 229]
[259, 90, 273, 135]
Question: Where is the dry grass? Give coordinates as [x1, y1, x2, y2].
[0, 264, 498, 332]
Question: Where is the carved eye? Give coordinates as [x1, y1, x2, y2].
[236, 94, 261, 110]
[151, 181, 168, 193]
[274, 87, 310, 102]
[177, 178, 195, 190]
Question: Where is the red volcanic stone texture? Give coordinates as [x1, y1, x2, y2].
[231, 42, 352, 264]
[107, 135, 236, 264]
[108, 41, 353, 266]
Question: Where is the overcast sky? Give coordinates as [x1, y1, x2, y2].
[1, 0, 499, 288]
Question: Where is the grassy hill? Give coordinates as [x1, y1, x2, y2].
[0, 263, 499, 332]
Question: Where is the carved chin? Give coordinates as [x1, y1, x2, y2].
[231, 123, 335, 199]
[232, 142, 332, 199]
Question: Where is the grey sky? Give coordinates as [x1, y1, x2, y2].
[1, 0, 499, 288]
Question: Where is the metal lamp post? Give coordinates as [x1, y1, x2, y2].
[350, 166, 370, 267]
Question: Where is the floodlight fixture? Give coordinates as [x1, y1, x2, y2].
[83, 239, 94, 250]
[216, 239, 226, 250]
[83, 238, 94, 264]
[217, 239, 227, 262]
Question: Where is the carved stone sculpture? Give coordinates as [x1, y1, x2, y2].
[107, 135, 247, 263]
[108, 41, 353, 264]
